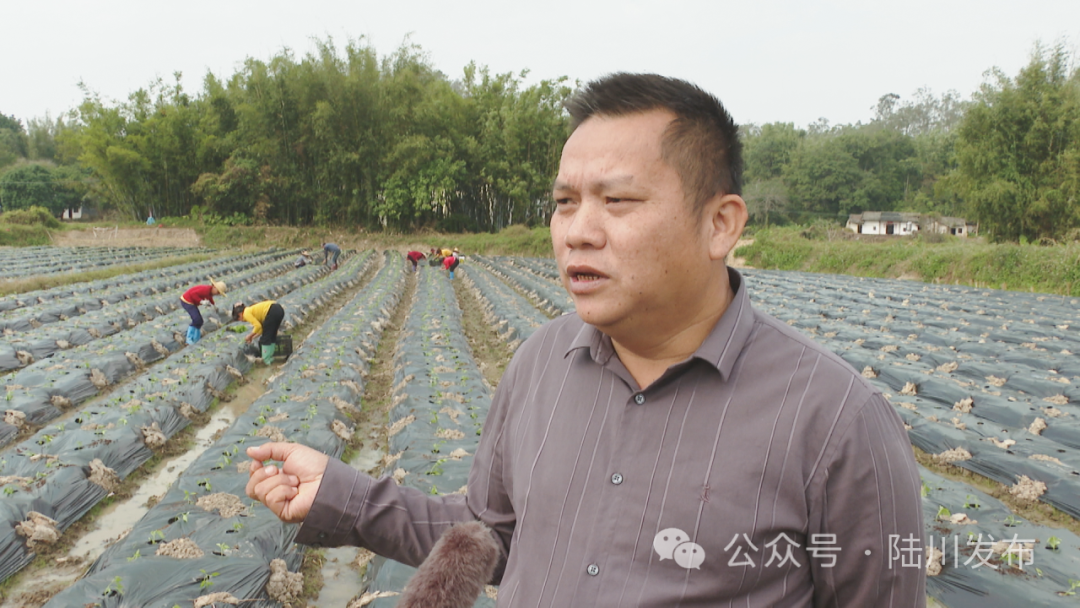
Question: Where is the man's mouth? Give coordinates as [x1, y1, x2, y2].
[566, 265, 607, 287]
[572, 272, 602, 282]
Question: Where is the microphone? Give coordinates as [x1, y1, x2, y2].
[396, 521, 501, 608]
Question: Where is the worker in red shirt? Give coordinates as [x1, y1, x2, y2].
[442, 251, 460, 279]
[181, 279, 226, 344]
[406, 250, 426, 272]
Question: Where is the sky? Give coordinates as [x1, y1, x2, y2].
[3, 0, 1079, 129]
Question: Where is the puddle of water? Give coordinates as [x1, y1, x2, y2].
[313, 548, 366, 607]
[350, 443, 383, 475]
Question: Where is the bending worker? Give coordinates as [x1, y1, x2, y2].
[442, 250, 460, 279]
[322, 242, 341, 270]
[406, 250, 426, 272]
[232, 300, 285, 364]
[180, 279, 226, 344]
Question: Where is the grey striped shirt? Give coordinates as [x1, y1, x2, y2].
[296, 269, 926, 607]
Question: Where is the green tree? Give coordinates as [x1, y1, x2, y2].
[953, 43, 1080, 242]
[782, 135, 863, 220]
[0, 113, 28, 169]
[742, 122, 805, 183]
[0, 164, 74, 216]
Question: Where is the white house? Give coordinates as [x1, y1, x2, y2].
[845, 212, 922, 235]
[846, 212, 974, 237]
[923, 216, 971, 236]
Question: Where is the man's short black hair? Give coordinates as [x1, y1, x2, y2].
[564, 73, 743, 210]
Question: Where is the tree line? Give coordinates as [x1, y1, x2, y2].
[741, 43, 1080, 244]
[0, 40, 1078, 242]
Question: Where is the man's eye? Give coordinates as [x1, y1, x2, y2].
[554, 198, 571, 205]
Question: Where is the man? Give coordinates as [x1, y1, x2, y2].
[232, 300, 284, 365]
[406, 250, 426, 272]
[246, 74, 925, 606]
[322, 242, 341, 270]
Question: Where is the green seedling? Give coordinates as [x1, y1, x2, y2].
[198, 569, 219, 590]
[963, 494, 980, 509]
[936, 506, 951, 520]
[1004, 514, 1021, 527]
[427, 459, 447, 476]
[920, 480, 931, 498]
[1060, 579, 1080, 597]
[127, 549, 140, 562]
[103, 576, 124, 596]
[1047, 536, 1062, 551]
[148, 529, 165, 544]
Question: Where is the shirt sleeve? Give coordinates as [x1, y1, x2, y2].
[294, 459, 477, 567]
[807, 393, 927, 607]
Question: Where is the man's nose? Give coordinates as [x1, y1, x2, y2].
[564, 199, 606, 250]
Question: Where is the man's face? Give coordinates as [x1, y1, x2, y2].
[551, 110, 717, 341]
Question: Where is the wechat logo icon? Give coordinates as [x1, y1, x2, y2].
[654, 527, 705, 570]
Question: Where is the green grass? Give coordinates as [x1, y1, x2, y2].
[738, 226, 1080, 296]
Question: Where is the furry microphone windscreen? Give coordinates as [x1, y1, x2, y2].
[396, 520, 501, 608]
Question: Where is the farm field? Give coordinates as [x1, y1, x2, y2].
[0, 248, 1078, 607]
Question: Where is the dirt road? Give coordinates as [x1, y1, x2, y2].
[51, 227, 201, 248]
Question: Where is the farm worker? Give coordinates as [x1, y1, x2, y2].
[440, 247, 453, 258]
[442, 251, 460, 279]
[322, 242, 341, 270]
[232, 300, 284, 365]
[179, 279, 225, 344]
[294, 250, 311, 268]
[406, 250, 426, 272]
[146, 214, 155, 226]
[246, 74, 925, 606]
[428, 247, 441, 267]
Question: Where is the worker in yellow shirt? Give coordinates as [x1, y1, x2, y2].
[231, 300, 285, 364]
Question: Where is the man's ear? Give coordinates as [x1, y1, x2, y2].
[705, 193, 748, 262]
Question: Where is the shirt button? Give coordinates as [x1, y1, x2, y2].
[634, 393, 646, 405]
[611, 473, 624, 485]
[587, 564, 600, 576]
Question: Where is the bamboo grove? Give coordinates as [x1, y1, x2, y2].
[49, 39, 572, 231]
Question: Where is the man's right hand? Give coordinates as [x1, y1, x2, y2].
[245, 442, 330, 523]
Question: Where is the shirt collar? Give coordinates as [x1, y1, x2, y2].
[565, 267, 756, 382]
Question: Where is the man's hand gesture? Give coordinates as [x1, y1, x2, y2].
[245, 442, 329, 523]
